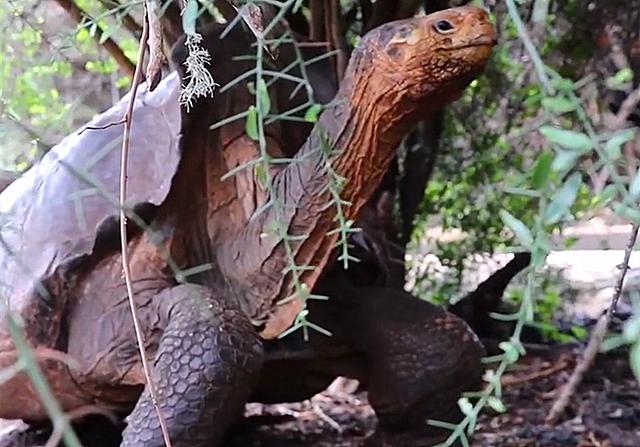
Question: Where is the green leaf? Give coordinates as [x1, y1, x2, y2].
[457, 397, 474, 416]
[532, 245, 548, 270]
[613, 203, 640, 225]
[596, 184, 618, 205]
[182, 0, 199, 36]
[499, 210, 533, 248]
[613, 203, 640, 224]
[563, 235, 579, 249]
[256, 79, 271, 115]
[551, 77, 575, 92]
[293, 0, 305, 12]
[601, 335, 628, 352]
[605, 129, 635, 161]
[98, 26, 114, 44]
[623, 317, 640, 343]
[304, 104, 323, 123]
[570, 325, 588, 340]
[606, 68, 633, 90]
[541, 97, 575, 114]
[540, 126, 592, 153]
[551, 150, 580, 172]
[503, 187, 541, 197]
[532, 151, 553, 188]
[630, 342, 640, 383]
[254, 163, 269, 188]
[499, 341, 520, 364]
[245, 105, 258, 140]
[630, 168, 640, 200]
[543, 172, 582, 224]
[487, 396, 506, 413]
[427, 419, 458, 430]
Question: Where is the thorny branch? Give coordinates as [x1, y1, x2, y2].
[119, 4, 173, 446]
[546, 223, 640, 424]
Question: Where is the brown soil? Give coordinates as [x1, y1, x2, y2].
[2, 343, 638, 447]
[228, 344, 640, 447]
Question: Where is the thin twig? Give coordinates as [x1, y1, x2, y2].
[546, 224, 640, 424]
[119, 4, 173, 446]
[610, 84, 640, 129]
[79, 119, 126, 134]
[501, 356, 570, 387]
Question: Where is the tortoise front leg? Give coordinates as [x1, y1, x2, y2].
[121, 284, 263, 447]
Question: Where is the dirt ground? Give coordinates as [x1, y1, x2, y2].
[224, 343, 640, 447]
[1, 336, 638, 447]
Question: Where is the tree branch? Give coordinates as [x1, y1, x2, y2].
[54, 0, 136, 78]
[309, 0, 326, 41]
[546, 224, 640, 424]
[98, 0, 143, 39]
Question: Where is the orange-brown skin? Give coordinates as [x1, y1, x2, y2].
[0, 7, 496, 447]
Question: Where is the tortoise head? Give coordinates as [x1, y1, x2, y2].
[345, 6, 497, 107]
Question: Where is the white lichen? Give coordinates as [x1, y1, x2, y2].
[179, 33, 219, 112]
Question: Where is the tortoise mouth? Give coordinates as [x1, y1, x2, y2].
[439, 38, 498, 51]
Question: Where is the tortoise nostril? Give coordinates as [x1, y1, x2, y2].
[476, 10, 490, 21]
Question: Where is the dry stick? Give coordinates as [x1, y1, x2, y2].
[611, 84, 640, 129]
[119, 5, 173, 447]
[146, 3, 166, 90]
[546, 224, 640, 424]
[501, 356, 570, 387]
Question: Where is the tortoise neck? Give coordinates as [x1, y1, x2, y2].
[321, 68, 454, 209]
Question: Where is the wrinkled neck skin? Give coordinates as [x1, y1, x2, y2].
[325, 51, 472, 196]
[220, 47, 479, 337]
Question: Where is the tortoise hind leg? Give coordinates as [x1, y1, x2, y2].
[121, 284, 263, 447]
[307, 286, 484, 446]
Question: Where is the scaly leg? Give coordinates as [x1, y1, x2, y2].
[305, 285, 484, 446]
[120, 284, 263, 447]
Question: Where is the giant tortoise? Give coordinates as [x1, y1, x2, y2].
[0, 6, 500, 446]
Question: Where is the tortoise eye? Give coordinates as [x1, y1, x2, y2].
[434, 20, 455, 34]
